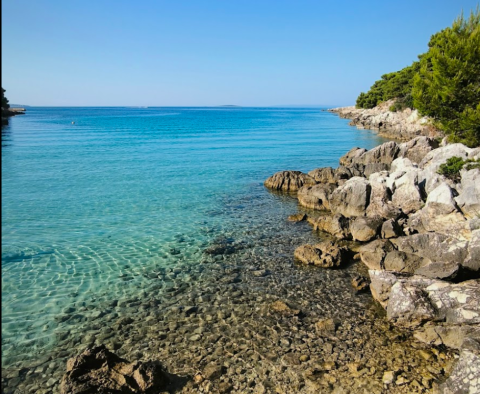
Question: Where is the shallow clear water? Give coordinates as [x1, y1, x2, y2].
[1, 107, 387, 369]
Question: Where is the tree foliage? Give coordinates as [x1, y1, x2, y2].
[2, 88, 10, 111]
[412, 10, 480, 147]
[356, 62, 419, 109]
[355, 9, 480, 147]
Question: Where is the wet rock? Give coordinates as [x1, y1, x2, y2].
[307, 167, 337, 184]
[294, 241, 349, 268]
[287, 213, 307, 222]
[60, 345, 170, 394]
[270, 301, 300, 316]
[350, 216, 383, 242]
[264, 171, 316, 192]
[297, 183, 335, 210]
[203, 363, 224, 380]
[351, 275, 370, 292]
[312, 214, 351, 240]
[329, 177, 371, 218]
[315, 319, 336, 334]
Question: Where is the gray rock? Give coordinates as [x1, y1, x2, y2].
[364, 163, 390, 177]
[465, 230, 480, 271]
[308, 167, 337, 184]
[330, 177, 371, 218]
[294, 241, 349, 268]
[455, 168, 480, 219]
[339, 147, 367, 166]
[350, 216, 383, 242]
[420, 182, 466, 235]
[264, 170, 316, 192]
[438, 338, 480, 394]
[391, 169, 424, 214]
[398, 137, 439, 164]
[312, 213, 351, 240]
[386, 282, 435, 328]
[352, 141, 400, 166]
[359, 239, 395, 270]
[381, 219, 403, 239]
[297, 183, 336, 210]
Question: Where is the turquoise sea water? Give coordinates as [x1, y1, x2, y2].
[1, 107, 387, 369]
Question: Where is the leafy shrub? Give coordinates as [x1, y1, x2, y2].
[437, 156, 480, 181]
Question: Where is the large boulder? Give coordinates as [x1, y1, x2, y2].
[390, 169, 424, 214]
[387, 282, 435, 328]
[366, 178, 402, 219]
[294, 241, 349, 268]
[307, 167, 337, 184]
[312, 213, 351, 240]
[297, 183, 336, 210]
[351, 141, 400, 166]
[369, 271, 480, 326]
[264, 171, 316, 192]
[60, 345, 171, 394]
[455, 168, 480, 219]
[398, 137, 439, 164]
[350, 216, 383, 242]
[419, 182, 467, 235]
[339, 147, 367, 166]
[329, 177, 371, 217]
[419, 144, 473, 194]
[465, 230, 480, 271]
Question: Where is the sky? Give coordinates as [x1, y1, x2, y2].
[2, 0, 479, 107]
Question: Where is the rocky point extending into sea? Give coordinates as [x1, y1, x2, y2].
[264, 104, 480, 394]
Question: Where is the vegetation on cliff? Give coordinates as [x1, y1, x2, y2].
[2, 88, 11, 114]
[356, 9, 480, 147]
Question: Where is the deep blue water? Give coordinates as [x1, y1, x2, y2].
[1, 107, 387, 366]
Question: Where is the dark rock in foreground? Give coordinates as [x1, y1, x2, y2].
[60, 345, 172, 394]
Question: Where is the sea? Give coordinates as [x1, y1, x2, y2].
[1, 107, 388, 386]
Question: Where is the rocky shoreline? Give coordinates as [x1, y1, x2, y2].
[328, 100, 440, 141]
[3, 108, 479, 394]
[1, 107, 26, 126]
[264, 131, 480, 393]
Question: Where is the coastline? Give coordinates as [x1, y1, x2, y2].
[328, 100, 441, 142]
[1, 106, 477, 394]
[263, 104, 480, 393]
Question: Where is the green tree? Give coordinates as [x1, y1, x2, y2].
[412, 9, 480, 146]
[356, 62, 419, 109]
[2, 88, 10, 111]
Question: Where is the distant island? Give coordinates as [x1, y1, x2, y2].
[219, 105, 241, 107]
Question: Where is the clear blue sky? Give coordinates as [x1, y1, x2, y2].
[2, 0, 479, 106]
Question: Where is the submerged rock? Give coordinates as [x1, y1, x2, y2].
[294, 241, 349, 268]
[60, 345, 171, 394]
